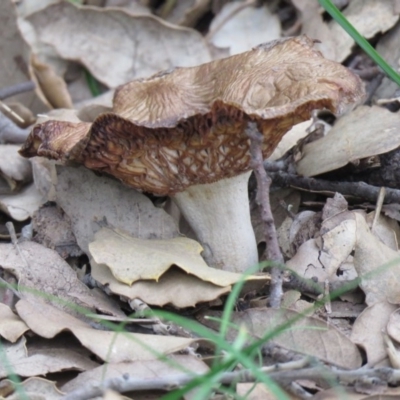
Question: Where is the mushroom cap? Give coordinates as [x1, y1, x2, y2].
[20, 36, 365, 196]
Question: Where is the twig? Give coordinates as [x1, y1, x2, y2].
[61, 361, 400, 400]
[0, 81, 35, 100]
[62, 357, 310, 400]
[246, 122, 284, 308]
[268, 171, 400, 204]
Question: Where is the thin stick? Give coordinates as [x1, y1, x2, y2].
[0, 81, 35, 100]
[267, 171, 400, 204]
[61, 360, 400, 400]
[61, 357, 310, 400]
[246, 122, 284, 308]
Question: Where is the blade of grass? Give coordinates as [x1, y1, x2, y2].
[319, 0, 400, 87]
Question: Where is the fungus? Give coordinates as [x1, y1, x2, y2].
[20, 36, 365, 273]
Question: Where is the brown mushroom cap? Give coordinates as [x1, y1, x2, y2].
[20, 36, 364, 196]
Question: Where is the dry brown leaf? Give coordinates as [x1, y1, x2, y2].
[312, 388, 366, 400]
[237, 383, 295, 400]
[62, 355, 209, 394]
[105, 0, 151, 15]
[374, 22, 400, 101]
[26, 1, 211, 88]
[16, 299, 196, 363]
[0, 304, 29, 343]
[89, 228, 268, 287]
[0, 0, 46, 114]
[92, 262, 231, 308]
[0, 145, 32, 192]
[162, 0, 210, 27]
[292, 0, 336, 60]
[0, 183, 44, 221]
[387, 309, 400, 351]
[3, 377, 63, 400]
[366, 212, 400, 251]
[286, 218, 356, 281]
[31, 54, 73, 109]
[0, 336, 98, 378]
[297, 106, 400, 177]
[209, 3, 281, 55]
[32, 204, 83, 259]
[351, 301, 398, 366]
[329, 0, 399, 62]
[0, 240, 124, 318]
[267, 119, 312, 162]
[353, 212, 400, 305]
[54, 166, 179, 254]
[203, 308, 362, 369]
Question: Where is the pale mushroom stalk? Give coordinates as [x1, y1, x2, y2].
[172, 171, 257, 273]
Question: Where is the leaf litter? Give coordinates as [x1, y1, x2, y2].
[2, 0, 400, 398]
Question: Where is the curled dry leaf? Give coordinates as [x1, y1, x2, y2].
[26, 1, 211, 88]
[203, 308, 362, 369]
[328, 0, 399, 63]
[0, 145, 32, 192]
[54, 166, 179, 254]
[89, 228, 268, 287]
[374, 22, 400, 101]
[162, 0, 210, 27]
[0, 303, 29, 343]
[209, 3, 281, 55]
[31, 54, 73, 109]
[0, 0, 46, 114]
[2, 377, 63, 400]
[351, 301, 398, 367]
[92, 262, 232, 308]
[0, 183, 44, 221]
[353, 213, 400, 306]
[16, 300, 196, 363]
[0, 240, 124, 318]
[0, 336, 98, 379]
[286, 218, 356, 281]
[297, 106, 400, 177]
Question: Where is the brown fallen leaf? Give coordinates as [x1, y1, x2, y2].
[16, 299, 196, 363]
[353, 212, 400, 305]
[202, 308, 362, 369]
[0, 183, 44, 221]
[209, 2, 281, 55]
[0, 240, 124, 318]
[89, 227, 269, 287]
[31, 54, 73, 109]
[92, 262, 232, 308]
[0, 303, 29, 343]
[297, 106, 400, 177]
[0, 145, 32, 192]
[61, 355, 209, 395]
[26, 1, 211, 88]
[0, 336, 98, 378]
[54, 166, 179, 254]
[0, 0, 46, 114]
[351, 301, 398, 366]
[3, 377, 64, 400]
[328, 0, 399, 62]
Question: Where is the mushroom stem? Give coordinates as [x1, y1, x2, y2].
[172, 171, 258, 273]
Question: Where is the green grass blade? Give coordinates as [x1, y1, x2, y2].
[319, 0, 400, 87]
